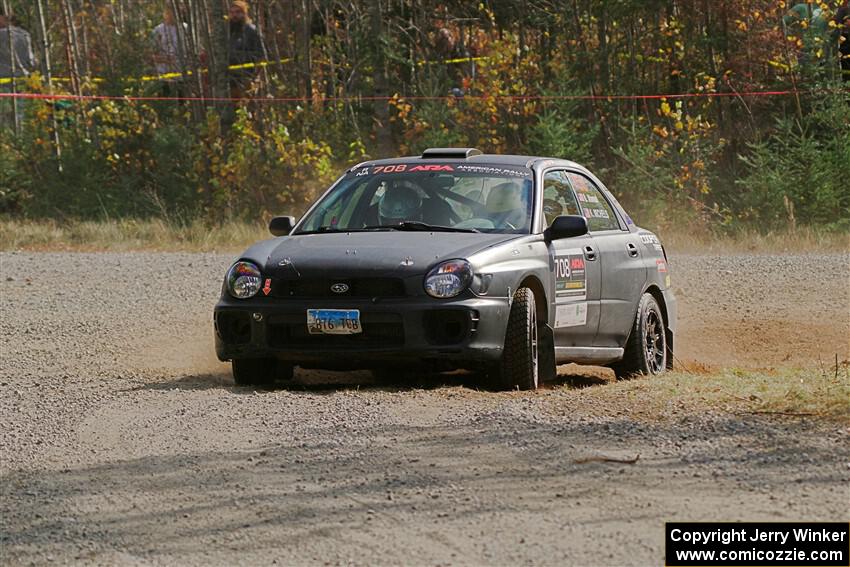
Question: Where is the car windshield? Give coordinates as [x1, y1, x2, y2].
[295, 163, 535, 235]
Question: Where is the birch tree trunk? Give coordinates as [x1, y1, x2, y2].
[208, 0, 228, 104]
[1, 0, 20, 134]
[369, 0, 392, 156]
[34, 0, 62, 170]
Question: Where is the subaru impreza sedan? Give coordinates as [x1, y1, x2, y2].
[214, 148, 676, 390]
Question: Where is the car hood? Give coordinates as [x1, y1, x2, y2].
[243, 231, 521, 277]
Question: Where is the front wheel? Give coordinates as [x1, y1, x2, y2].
[492, 287, 539, 391]
[612, 294, 668, 380]
[232, 358, 294, 388]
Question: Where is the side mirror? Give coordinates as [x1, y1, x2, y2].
[269, 215, 296, 237]
[544, 215, 588, 241]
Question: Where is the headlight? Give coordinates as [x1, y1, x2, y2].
[226, 261, 262, 299]
[424, 259, 473, 298]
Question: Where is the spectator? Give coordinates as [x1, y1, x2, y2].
[227, 1, 265, 99]
[836, 1, 850, 82]
[151, 7, 186, 98]
[0, 8, 35, 129]
[432, 18, 469, 94]
[434, 26, 457, 59]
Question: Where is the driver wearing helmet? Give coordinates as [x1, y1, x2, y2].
[378, 182, 423, 225]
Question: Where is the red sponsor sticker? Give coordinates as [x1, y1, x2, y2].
[263, 278, 272, 296]
[570, 257, 585, 270]
[370, 164, 454, 174]
[409, 164, 454, 172]
[656, 259, 668, 273]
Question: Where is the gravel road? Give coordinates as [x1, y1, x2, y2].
[1, 251, 848, 566]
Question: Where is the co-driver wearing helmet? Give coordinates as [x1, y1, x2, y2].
[485, 181, 528, 229]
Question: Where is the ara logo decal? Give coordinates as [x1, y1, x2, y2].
[262, 279, 272, 296]
[409, 165, 455, 172]
[570, 257, 585, 271]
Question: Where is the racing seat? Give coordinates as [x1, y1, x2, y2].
[485, 181, 527, 229]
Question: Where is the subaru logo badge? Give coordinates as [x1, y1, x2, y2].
[331, 283, 349, 294]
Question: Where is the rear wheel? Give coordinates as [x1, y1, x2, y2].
[612, 294, 667, 380]
[232, 358, 294, 388]
[492, 287, 539, 391]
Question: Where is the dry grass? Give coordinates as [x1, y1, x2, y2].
[660, 226, 850, 254]
[0, 218, 269, 252]
[1, 218, 847, 253]
[551, 366, 850, 423]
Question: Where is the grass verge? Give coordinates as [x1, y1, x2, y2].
[1, 218, 847, 253]
[549, 367, 850, 423]
[658, 226, 849, 254]
[0, 218, 268, 252]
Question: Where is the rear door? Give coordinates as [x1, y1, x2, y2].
[565, 172, 647, 348]
[542, 170, 601, 347]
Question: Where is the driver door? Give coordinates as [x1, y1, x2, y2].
[542, 170, 601, 347]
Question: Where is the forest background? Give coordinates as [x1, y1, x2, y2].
[1, 0, 848, 240]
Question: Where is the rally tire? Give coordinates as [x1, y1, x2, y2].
[612, 293, 667, 380]
[494, 287, 539, 391]
[232, 358, 293, 388]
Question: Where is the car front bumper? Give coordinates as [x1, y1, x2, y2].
[214, 294, 512, 369]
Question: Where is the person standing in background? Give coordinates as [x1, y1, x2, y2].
[151, 7, 187, 98]
[0, 7, 35, 130]
[227, 1, 264, 100]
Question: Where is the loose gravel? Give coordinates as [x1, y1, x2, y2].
[1, 251, 848, 566]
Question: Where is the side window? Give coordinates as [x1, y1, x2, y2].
[542, 171, 581, 226]
[306, 181, 369, 230]
[566, 173, 620, 232]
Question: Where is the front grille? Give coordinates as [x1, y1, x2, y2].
[272, 278, 406, 299]
[268, 312, 405, 349]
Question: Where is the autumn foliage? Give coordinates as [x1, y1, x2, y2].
[0, 0, 847, 232]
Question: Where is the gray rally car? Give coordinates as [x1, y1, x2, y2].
[214, 148, 676, 390]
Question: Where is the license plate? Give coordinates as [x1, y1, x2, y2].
[307, 309, 362, 335]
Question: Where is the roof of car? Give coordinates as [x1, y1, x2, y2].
[349, 148, 588, 173]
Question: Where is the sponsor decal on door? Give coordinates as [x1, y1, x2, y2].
[554, 249, 587, 303]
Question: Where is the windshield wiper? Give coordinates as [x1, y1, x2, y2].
[298, 222, 480, 235]
[365, 221, 479, 233]
[293, 226, 343, 235]
[295, 226, 392, 235]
